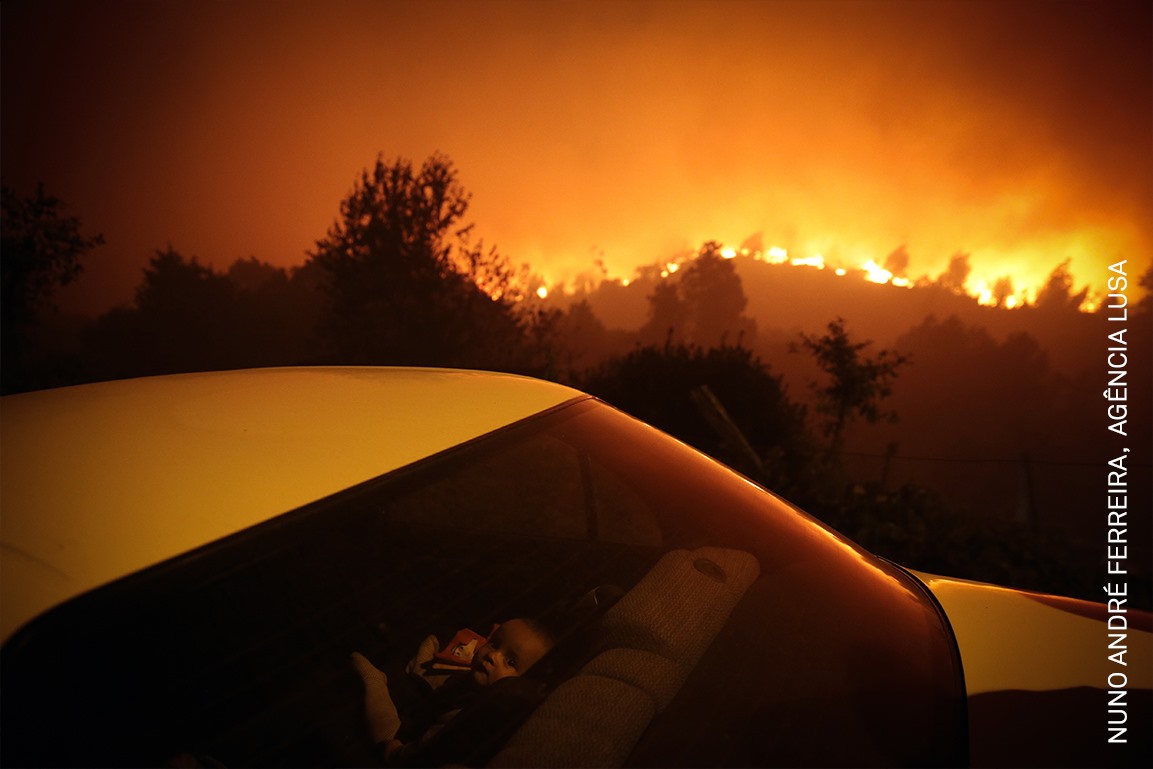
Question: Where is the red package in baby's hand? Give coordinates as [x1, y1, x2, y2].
[433, 627, 491, 668]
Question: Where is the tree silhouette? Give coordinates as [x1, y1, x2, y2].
[890, 314, 1061, 457]
[89, 251, 324, 381]
[224, 257, 324, 367]
[637, 280, 686, 346]
[678, 241, 755, 347]
[1035, 258, 1088, 310]
[309, 153, 532, 370]
[636, 241, 755, 348]
[937, 251, 971, 294]
[1, 184, 104, 392]
[883, 244, 910, 278]
[93, 247, 239, 377]
[548, 298, 621, 378]
[992, 275, 1015, 307]
[794, 317, 908, 450]
[1138, 264, 1153, 316]
[582, 341, 809, 489]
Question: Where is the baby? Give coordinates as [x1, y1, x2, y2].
[352, 618, 554, 764]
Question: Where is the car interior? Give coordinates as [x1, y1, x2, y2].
[0, 399, 967, 768]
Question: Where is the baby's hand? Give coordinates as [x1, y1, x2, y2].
[351, 652, 401, 743]
[405, 634, 439, 676]
[351, 651, 387, 686]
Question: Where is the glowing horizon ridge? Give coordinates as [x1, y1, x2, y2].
[521, 239, 1128, 315]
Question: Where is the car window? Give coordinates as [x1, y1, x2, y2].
[389, 412, 664, 548]
[1, 398, 964, 768]
[588, 459, 663, 547]
[390, 431, 590, 539]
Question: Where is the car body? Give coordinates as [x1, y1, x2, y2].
[1, 367, 1149, 767]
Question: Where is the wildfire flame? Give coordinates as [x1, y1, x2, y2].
[861, 260, 892, 285]
[525, 238, 1101, 313]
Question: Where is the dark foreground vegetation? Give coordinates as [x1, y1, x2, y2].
[3, 154, 1150, 608]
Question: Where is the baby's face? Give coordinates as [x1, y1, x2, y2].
[470, 619, 551, 686]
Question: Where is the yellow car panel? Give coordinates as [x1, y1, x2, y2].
[913, 571, 1152, 696]
[0, 367, 580, 643]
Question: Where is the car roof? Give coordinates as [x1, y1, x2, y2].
[0, 367, 582, 643]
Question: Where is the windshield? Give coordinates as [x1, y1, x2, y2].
[1, 398, 966, 767]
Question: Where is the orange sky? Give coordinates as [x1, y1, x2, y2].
[3, 0, 1150, 316]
